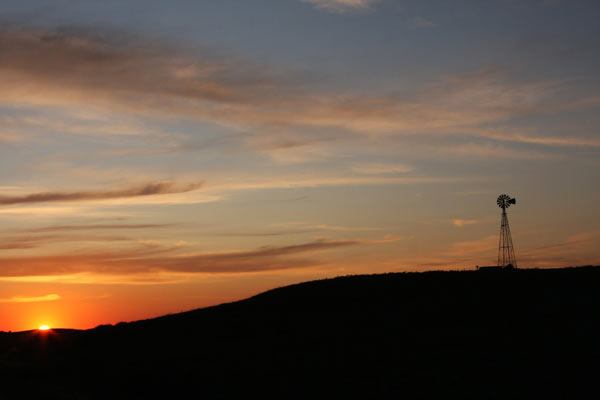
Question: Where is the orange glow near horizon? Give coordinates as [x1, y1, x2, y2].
[2, 252, 599, 332]
[1, 269, 337, 332]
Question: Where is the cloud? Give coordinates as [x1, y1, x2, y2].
[438, 142, 554, 159]
[156, 240, 361, 273]
[0, 132, 21, 142]
[412, 230, 600, 269]
[212, 222, 386, 237]
[276, 222, 384, 232]
[517, 231, 600, 267]
[360, 234, 403, 244]
[0, 293, 60, 303]
[0, 205, 90, 217]
[0, 106, 155, 141]
[304, 0, 377, 13]
[0, 181, 202, 205]
[445, 235, 498, 258]
[481, 131, 600, 148]
[0, 237, 44, 250]
[401, 235, 500, 269]
[352, 163, 414, 174]
[0, 26, 567, 140]
[0, 238, 393, 278]
[212, 230, 317, 237]
[0, 233, 135, 250]
[27, 223, 173, 233]
[409, 17, 436, 29]
[249, 131, 338, 164]
[0, 173, 465, 214]
[210, 174, 468, 192]
[452, 219, 479, 228]
[0, 26, 279, 105]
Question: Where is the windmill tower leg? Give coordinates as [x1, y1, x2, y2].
[497, 208, 517, 268]
[504, 213, 517, 268]
[497, 210, 505, 267]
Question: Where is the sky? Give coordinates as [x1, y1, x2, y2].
[1, 0, 599, 331]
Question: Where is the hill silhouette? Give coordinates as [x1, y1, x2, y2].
[1, 266, 600, 399]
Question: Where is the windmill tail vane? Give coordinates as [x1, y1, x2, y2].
[497, 194, 517, 269]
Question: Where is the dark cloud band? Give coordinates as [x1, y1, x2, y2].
[0, 182, 203, 205]
[0, 239, 361, 277]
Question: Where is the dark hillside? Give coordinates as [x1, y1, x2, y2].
[1, 266, 600, 399]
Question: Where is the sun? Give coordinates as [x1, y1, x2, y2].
[38, 325, 51, 331]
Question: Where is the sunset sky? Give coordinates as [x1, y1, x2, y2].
[1, 0, 599, 331]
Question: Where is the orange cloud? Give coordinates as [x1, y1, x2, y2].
[452, 219, 480, 228]
[0, 26, 566, 139]
[352, 163, 414, 175]
[445, 235, 498, 258]
[518, 231, 600, 267]
[26, 223, 173, 233]
[0, 237, 395, 278]
[0, 293, 60, 303]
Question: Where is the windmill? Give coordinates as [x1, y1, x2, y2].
[496, 194, 517, 269]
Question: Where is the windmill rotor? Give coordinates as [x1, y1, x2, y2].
[497, 194, 516, 210]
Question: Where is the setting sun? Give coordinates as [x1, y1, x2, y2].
[38, 325, 51, 331]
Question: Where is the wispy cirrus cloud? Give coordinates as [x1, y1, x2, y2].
[437, 142, 554, 160]
[211, 222, 385, 237]
[0, 132, 21, 142]
[0, 26, 279, 105]
[0, 26, 574, 140]
[209, 174, 469, 193]
[0, 174, 466, 214]
[445, 235, 498, 258]
[0, 293, 60, 303]
[0, 237, 396, 278]
[276, 221, 385, 232]
[0, 233, 135, 250]
[26, 223, 173, 233]
[405, 236, 499, 269]
[0, 236, 46, 250]
[0, 240, 353, 277]
[481, 130, 600, 148]
[0, 181, 202, 205]
[303, 0, 377, 13]
[352, 163, 414, 174]
[452, 219, 479, 228]
[517, 231, 600, 267]
[409, 17, 436, 29]
[409, 230, 600, 270]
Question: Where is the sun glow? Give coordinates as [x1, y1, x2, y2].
[38, 324, 51, 331]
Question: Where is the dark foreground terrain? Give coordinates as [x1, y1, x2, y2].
[1, 266, 600, 399]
